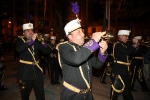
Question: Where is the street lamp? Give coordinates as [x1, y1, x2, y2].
[8, 21, 11, 24]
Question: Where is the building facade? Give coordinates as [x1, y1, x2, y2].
[0, 0, 150, 42]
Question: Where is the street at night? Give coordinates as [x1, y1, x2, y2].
[0, 52, 150, 100]
[0, 0, 150, 100]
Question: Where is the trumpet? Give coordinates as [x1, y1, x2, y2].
[85, 30, 114, 42]
[36, 33, 44, 42]
[100, 30, 114, 41]
[101, 30, 114, 40]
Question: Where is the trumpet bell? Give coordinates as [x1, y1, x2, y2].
[101, 30, 114, 40]
[36, 33, 44, 42]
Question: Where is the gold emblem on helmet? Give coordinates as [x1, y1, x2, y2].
[28, 23, 32, 27]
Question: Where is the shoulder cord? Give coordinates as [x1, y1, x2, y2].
[19, 37, 43, 72]
[48, 44, 53, 50]
[112, 41, 125, 93]
[57, 41, 90, 89]
[112, 42, 117, 60]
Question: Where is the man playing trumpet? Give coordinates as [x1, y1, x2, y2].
[57, 18, 108, 100]
[15, 23, 50, 100]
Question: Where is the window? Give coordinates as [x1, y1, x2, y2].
[38, 20, 49, 26]
[38, 20, 44, 26]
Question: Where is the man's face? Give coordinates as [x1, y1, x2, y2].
[51, 39, 56, 44]
[119, 35, 129, 43]
[23, 29, 34, 39]
[68, 28, 85, 46]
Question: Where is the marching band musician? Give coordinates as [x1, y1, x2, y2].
[110, 30, 139, 100]
[57, 18, 108, 100]
[39, 34, 50, 75]
[130, 36, 150, 92]
[15, 23, 50, 100]
[47, 36, 60, 85]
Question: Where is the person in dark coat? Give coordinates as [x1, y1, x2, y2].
[47, 36, 60, 85]
[130, 36, 150, 92]
[110, 30, 139, 100]
[15, 23, 50, 100]
[57, 18, 108, 100]
[39, 34, 50, 75]
[143, 48, 150, 80]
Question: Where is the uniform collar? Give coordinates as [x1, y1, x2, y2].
[118, 40, 126, 45]
[68, 42, 81, 48]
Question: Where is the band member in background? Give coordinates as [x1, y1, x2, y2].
[47, 36, 60, 85]
[60, 39, 65, 43]
[143, 46, 150, 80]
[130, 36, 150, 92]
[110, 30, 139, 100]
[39, 34, 50, 75]
[15, 23, 50, 100]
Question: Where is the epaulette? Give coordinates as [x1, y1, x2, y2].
[18, 36, 26, 42]
[112, 42, 119, 59]
[57, 41, 69, 69]
[56, 41, 69, 50]
[18, 36, 24, 38]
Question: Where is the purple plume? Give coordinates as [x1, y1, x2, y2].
[71, 2, 79, 15]
[27, 14, 32, 22]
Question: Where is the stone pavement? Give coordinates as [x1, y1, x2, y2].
[0, 52, 150, 100]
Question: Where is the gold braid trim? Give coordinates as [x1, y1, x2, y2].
[100, 69, 106, 82]
[56, 41, 68, 68]
[113, 42, 130, 71]
[19, 37, 43, 72]
[0, 70, 5, 83]
[105, 62, 112, 76]
[105, 66, 112, 76]
[110, 89, 114, 100]
[111, 75, 125, 93]
[112, 42, 117, 59]
[138, 67, 142, 82]
[131, 66, 136, 85]
[134, 57, 143, 59]
[56, 41, 90, 89]
[48, 44, 53, 50]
